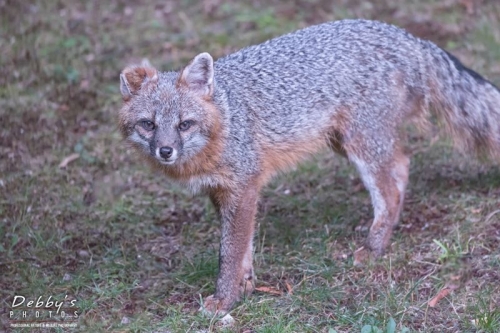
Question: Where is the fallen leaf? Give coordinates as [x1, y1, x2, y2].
[284, 279, 294, 295]
[428, 288, 452, 307]
[428, 277, 461, 307]
[59, 153, 79, 168]
[255, 286, 283, 296]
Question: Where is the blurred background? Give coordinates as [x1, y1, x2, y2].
[2, 1, 500, 178]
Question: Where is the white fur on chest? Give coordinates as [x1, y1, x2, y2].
[182, 174, 221, 194]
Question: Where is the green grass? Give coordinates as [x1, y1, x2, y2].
[1, 0, 500, 332]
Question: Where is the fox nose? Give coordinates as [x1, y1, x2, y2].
[159, 146, 173, 159]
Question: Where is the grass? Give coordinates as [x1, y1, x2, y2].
[1, 0, 500, 332]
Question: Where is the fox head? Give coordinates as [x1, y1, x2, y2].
[118, 53, 223, 177]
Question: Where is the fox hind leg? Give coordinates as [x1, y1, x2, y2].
[347, 146, 410, 264]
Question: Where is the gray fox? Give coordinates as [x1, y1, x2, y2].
[118, 19, 500, 314]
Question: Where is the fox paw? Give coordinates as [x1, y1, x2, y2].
[199, 296, 235, 326]
[199, 272, 255, 316]
[199, 295, 236, 316]
[353, 246, 371, 266]
[200, 295, 223, 315]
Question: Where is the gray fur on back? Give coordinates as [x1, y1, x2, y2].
[206, 19, 499, 182]
[209, 20, 425, 178]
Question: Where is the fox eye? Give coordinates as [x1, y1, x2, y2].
[179, 120, 194, 131]
[139, 120, 155, 131]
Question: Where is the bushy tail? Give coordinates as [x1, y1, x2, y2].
[425, 43, 500, 161]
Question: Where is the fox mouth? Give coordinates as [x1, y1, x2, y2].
[155, 147, 178, 165]
[158, 159, 176, 165]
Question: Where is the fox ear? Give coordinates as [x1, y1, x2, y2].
[120, 65, 158, 101]
[178, 52, 214, 97]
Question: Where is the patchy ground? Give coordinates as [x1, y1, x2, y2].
[1, 0, 499, 332]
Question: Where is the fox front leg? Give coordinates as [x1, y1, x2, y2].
[202, 182, 259, 314]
